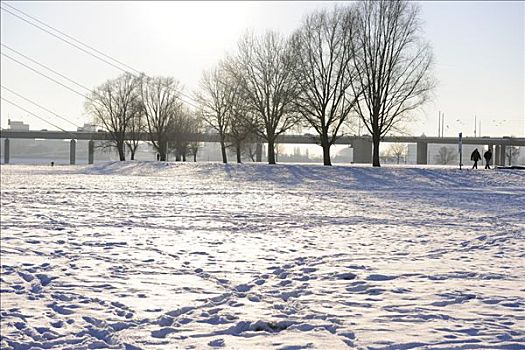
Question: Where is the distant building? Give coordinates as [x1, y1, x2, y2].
[7, 119, 29, 131]
[77, 123, 97, 132]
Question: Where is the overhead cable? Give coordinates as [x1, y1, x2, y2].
[1, 96, 78, 137]
[1, 4, 201, 109]
[2, 43, 92, 92]
[2, 52, 90, 99]
[1, 85, 81, 128]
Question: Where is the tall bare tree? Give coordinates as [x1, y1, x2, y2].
[187, 115, 203, 162]
[168, 108, 199, 162]
[350, 0, 435, 166]
[435, 146, 457, 165]
[195, 64, 233, 163]
[140, 76, 182, 161]
[124, 99, 145, 160]
[85, 72, 141, 161]
[227, 31, 300, 164]
[387, 143, 407, 164]
[292, 6, 361, 166]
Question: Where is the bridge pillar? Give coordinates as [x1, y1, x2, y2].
[70, 139, 76, 165]
[88, 140, 94, 164]
[416, 142, 428, 165]
[255, 142, 262, 162]
[4, 138, 10, 164]
[352, 138, 372, 164]
[499, 144, 506, 166]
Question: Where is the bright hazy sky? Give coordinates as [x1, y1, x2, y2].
[1, 1, 524, 137]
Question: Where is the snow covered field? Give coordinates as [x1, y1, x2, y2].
[1, 162, 524, 350]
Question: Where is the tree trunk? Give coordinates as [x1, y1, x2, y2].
[321, 135, 332, 166]
[117, 143, 126, 161]
[268, 138, 276, 164]
[220, 139, 227, 164]
[236, 143, 242, 163]
[372, 134, 381, 167]
[182, 153, 186, 162]
[158, 141, 167, 161]
[193, 153, 197, 162]
[256, 143, 262, 162]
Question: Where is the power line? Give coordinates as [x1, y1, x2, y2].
[1, 43, 92, 92]
[1, 85, 80, 128]
[0, 5, 134, 75]
[1, 97, 78, 138]
[2, 1, 141, 75]
[2, 52, 90, 99]
[1, 3, 201, 109]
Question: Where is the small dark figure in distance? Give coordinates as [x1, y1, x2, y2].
[51, 161, 54, 167]
[156, 153, 160, 161]
[471, 148, 481, 169]
[484, 148, 492, 169]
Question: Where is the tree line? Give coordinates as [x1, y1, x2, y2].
[86, 0, 434, 167]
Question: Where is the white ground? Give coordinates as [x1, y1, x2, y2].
[1, 162, 524, 350]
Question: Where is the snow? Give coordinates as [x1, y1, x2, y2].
[1, 161, 524, 349]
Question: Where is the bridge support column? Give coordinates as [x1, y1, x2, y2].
[70, 139, 76, 165]
[4, 138, 10, 164]
[352, 138, 372, 164]
[416, 142, 428, 164]
[255, 142, 262, 162]
[494, 145, 500, 166]
[88, 140, 94, 164]
[499, 144, 506, 166]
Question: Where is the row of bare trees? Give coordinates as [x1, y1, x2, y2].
[196, 0, 434, 166]
[85, 73, 201, 162]
[87, 0, 434, 167]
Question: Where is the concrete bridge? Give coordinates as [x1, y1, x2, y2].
[1, 129, 524, 165]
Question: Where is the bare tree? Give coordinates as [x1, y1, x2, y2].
[141, 76, 182, 161]
[292, 6, 360, 166]
[244, 137, 260, 162]
[350, 0, 435, 167]
[166, 108, 203, 162]
[435, 146, 457, 165]
[227, 88, 256, 163]
[85, 73, 141, 161]
[387, 143, 407, 164]
[125, 100, 145, 160]
[230, 118, 258, 163]
[187, 116, 203, 162]
[506, 146, 520, 166]
[226, 31, 300, 164]
[195, 64, 233, 163]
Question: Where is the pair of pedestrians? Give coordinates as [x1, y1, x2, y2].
[471, 148, 492, 169]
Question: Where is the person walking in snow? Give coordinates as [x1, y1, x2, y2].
[484, 148, 492, 169]
[471, 148, 481, 169]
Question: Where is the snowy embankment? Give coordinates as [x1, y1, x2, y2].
[1, 162, 524, 350]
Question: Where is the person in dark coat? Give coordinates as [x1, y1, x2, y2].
[471, 148, 481, 169]
[484, 148, 492, 169]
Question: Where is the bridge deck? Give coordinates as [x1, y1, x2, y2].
[1, 130, 524, 146]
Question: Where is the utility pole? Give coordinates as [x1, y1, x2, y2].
[441, 113, 445, 137]
[438, 111, 441, 137]
[474, 115, 477, 137]
[479, 119, 481, 137]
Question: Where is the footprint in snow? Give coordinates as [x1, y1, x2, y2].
[366, 274, 397, 281]
[208, 338, 225, 347]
